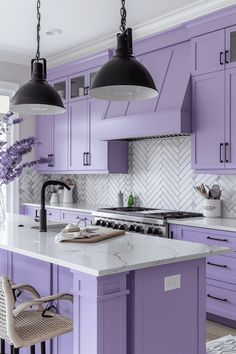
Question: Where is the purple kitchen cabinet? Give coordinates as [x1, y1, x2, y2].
[0, 249, 9, 277]
[192, 72, 225, 170]
[225, 25, 236, 69]
[36, 115, 53, 172]
[169, 224, 236, 324]
[69, 100, 88, 171]
[69, 99, 128, 173]
[191, 29, 225, 75]
[51, 107, 69, 172]
[225, 67, 236, 168]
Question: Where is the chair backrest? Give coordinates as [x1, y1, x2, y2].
[0, 276, 16, 344]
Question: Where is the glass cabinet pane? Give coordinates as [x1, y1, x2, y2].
[230, 31, 236, 63]
[70, 75, 85, 99]
[53, 81, 66, 101]
[89, 71, 98, 88]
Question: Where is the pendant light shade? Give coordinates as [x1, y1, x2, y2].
[90, 3, 158, 101]
[10, 0, 65, 116]
[10, 61, 65, 115]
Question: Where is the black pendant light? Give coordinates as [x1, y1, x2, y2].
[10, 0, 65, 115]
[90, 0, 158, 101]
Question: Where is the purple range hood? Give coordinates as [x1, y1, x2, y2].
[98, 41, 191, 140]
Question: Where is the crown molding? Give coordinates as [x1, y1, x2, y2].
[1, 0, 235, 68]
[47, 0, 235, 67]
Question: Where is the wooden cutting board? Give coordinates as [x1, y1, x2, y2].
[61, 230, 125, 243]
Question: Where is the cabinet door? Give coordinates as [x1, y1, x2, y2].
[191, 29, 225, 75]
[126, 47, 172, 116]
[69, 101, 87, 170]
[192, 72, 225, 170]
[52, 77, 68, 103]
[86, 99, 108, 171]
[36, 115, 53, 172]
[69, 72, 87, 101]
[225, 25, 236, 69]
[51, 107, 68, 171]
[225, 67, 236, 168]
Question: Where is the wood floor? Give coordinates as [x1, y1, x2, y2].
[206, 320, 236, 342]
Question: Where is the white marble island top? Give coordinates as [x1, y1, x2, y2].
[0, 214, 231, 276]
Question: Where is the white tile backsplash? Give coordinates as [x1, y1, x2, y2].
[20, 136, 236, 218]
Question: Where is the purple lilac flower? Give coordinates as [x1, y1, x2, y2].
[0, 112, 48, 184]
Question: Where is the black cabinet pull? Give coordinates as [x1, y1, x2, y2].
[170, 231, 174, 239]
[225, 50, 229, 64]
[207, 261, 228, 268]
[87, 152, 91, 166]
[83, 153, 87, 166]
[86, 86, 90, 96]
[48, 154, 54, 167]
[220, 51, 224, 65]
[207, 236, 228, 242]
[220, 143, 224, 163]
[207, 294, 228, 302]
[225, 142, 229, 163]
[83, 87, 87, 96]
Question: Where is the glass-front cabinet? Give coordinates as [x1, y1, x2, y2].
[52, 77, 68, 103]
[226, 25, 236, 68]
[69, 68, 99, 101]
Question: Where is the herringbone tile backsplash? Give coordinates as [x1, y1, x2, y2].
[20, 136, 236, 218]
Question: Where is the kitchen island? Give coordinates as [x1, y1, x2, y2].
[0, 214, 231, 354]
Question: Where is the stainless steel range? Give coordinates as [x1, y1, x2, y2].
[93, 207, 203, 238]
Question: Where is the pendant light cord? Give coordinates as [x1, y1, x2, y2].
[35, 0, 41, 60]
[120, 0, 127, 32]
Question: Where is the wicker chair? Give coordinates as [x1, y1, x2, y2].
[0, 276, 73, 354]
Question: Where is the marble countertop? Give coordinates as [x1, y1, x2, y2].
[168, 217, 236, 232]
[22, 202, 105, 214]
[0, 214, 230, 276]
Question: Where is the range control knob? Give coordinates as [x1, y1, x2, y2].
[101, 220, 107, 227]
[96, 219, 102, 226]
[119, 224, 126, 230]
[107, 221, 113, 228]
[153, 228, 162, 235]
[147, 227, 153, 234]
[129, 224, 136, 232]
[135, 226, 144, 233]
[113, 224, 119, 229]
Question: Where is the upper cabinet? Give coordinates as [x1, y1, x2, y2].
[191, 25, 236, 76]
[191, 30, 225, 75]
[191, 25, 236, 172]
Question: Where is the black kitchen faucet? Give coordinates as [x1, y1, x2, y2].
[40, 180, 71, 232]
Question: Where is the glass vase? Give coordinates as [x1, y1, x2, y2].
[0, 186, 6, 224]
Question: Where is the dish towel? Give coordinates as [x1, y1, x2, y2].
[206, 335, 236, 353]
[55, 224, 102, 243]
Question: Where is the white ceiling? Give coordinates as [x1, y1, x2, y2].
[0, 0, 235, 66]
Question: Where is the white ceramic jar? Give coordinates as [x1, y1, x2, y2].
[203, 199, 221, 218]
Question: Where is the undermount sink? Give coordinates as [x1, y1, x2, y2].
[31, 224, 67, 231]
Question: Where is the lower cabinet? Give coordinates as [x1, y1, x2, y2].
[21, 204, 93, 225]
[169, 224, 236, 323]
[0, 251, 73, 354]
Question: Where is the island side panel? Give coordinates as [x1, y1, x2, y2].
[71, 271, 129, 354]
[128, 258, 206, 354]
